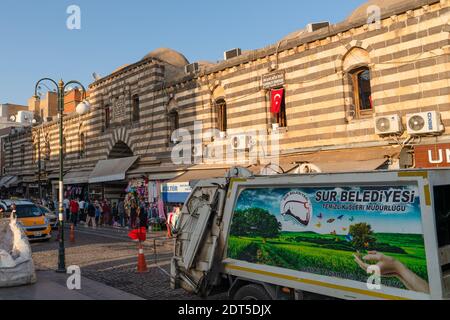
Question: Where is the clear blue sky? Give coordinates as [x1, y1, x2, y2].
[0, 0, 366, 105]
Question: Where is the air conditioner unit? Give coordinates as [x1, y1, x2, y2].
[185, 62, 200, 75]
[374, 114, 403, 135]
[224, 48, 242, 61]
[230, 135, 255, 151]
[406, 111, 444, 136]
[306, 21, 330, 33]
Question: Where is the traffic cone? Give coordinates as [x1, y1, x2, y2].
[137, 242, 148, 273]
[69, 224, 75, 243]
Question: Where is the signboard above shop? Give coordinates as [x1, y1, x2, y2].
[262, 71, 285, 90]
[161, 182, 192, 204]
[415, 143, 450, 168]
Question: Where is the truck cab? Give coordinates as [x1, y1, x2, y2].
[171, 168, 450, 300]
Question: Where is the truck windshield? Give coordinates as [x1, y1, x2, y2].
[434, 185, 450, 247]
[15, 205, 44, 218]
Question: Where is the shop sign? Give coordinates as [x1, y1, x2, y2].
[262, 71, 285, 90]
[162, 183, 192, 194]
[415, 143, 450, 168]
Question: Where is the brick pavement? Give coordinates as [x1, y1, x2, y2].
[30, 227, 211, 300]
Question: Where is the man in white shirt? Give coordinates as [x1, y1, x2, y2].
[78, 199, 86, 223]
[63, 197, 70, 221]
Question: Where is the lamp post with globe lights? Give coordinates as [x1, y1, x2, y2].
[33, 78, 91, 273]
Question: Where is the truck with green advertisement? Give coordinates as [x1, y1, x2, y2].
[170, 168, 450, 300]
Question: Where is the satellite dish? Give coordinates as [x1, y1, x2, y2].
[409, 116, 425, 131]
[376, 117, 391, 133]
[10, 115, 16, 122]
[92, 72, 101, 81]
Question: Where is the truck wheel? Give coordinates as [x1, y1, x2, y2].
[233, 284, 272, 300]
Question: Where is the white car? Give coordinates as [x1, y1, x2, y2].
[37, 205, 58, 229]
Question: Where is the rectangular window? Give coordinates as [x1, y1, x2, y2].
[104, 106, 111, 129]
[216, 100, 227, 133]
[132, 95, 140, 122]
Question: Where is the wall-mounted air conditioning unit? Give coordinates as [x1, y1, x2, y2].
[185, 62, 200, 75]
[224, 48, 242, 61]
[374, 114, 403, 135]
[230, 135, 255, 151]
[406, 111, 444, 136]
[306, 22, 330, 33]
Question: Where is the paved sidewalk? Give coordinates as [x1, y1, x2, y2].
[0, 270, 144, 300]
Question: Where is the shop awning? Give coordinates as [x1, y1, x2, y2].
[169, 167, 229, 184]
[0, 176, 14, 188]
[64, 169, 93, 185]
[89, 156, 139, 184]
[281, 145, 402, 174]
[5, 176, 20, 188]
[126, 166, 186, 181]
[312, 158, 390, 173]
[47, 171, 60, 180]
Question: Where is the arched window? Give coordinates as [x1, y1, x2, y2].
[350, 67, 372, 116]
[32, 143, 37, 164]
[44, 135, 50, 161]
[343, 47, 373, 118]
[132, 95, 140, 122]
[216, 99, 227, 133]
[104, 105, 111, 129]
[79, 133, 86, 159]
[271, 87, 287, 128]
[168, 110, 179, 134]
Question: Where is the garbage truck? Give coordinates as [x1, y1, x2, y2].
[170, 168, 450, 300]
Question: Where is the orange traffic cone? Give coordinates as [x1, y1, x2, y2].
[137, 242, 148, 273]
[69, 224, 75, 243]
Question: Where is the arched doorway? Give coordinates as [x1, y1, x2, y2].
[89, 141, 136, 208]
[108, 141, 134, 159]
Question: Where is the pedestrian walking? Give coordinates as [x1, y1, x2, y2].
[86, 200, 96, 228]
[102, 200, 111, 226]
[79, 198, 86, 223]
[112, 202, 118, 225]
[94, 200, 102, 226]
[63, 197, 70, 222]
[118, 199, 125, 227]
[69, 198, 79, 227]
[130, 199, 138, 229]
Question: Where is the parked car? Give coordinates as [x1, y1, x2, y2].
[37, 205, 58, 229]
[0, 200, 51, 241]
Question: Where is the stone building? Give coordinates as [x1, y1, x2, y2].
[1, 0, 449, 202]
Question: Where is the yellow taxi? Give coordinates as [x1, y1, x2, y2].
[0, 200, 52, 241]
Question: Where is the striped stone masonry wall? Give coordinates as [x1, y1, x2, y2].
[2, 0, 449, 177]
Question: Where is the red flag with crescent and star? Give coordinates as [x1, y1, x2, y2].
[271, 88, 284, 114]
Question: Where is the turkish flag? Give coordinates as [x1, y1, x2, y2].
[271, 89, 284, 114]
[128, 227, 147, 242]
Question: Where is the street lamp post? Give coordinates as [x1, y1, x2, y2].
[34, 78, 91, 273]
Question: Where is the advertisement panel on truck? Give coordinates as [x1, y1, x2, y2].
[227, 184, 430, 297]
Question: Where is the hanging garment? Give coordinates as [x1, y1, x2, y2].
[157, 199, 166, 220]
